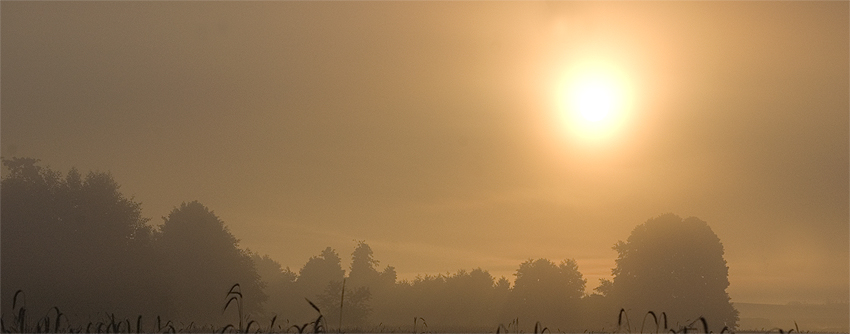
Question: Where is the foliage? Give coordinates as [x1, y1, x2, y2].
[344, 241, 398, 325]
[158, 201, 267, 325]
[317, 280, 371, 328]
[505, 258, 586, 330]
[0, 157, 163, 318]
[348, 241, 381, 289]
[297, 247, 345, 301]
[0, 159, 749, 331]
[250, 252, 300, 320]
[608, 213, 739, 331]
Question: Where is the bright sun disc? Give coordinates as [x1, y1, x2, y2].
[574, 81, 615, 123]
[559, 63, 631, 141]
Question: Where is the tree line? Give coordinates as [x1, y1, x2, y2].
[0, 158, 738, 331]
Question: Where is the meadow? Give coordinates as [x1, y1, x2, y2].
[1, 286, 818, 334]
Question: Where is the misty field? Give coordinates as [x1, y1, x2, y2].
[3, 285, 838, 334]
[2, 2, 848, 333]
[3, 158, 848, 334]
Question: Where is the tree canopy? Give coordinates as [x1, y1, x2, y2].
[297, 247, 346, 299]
[506, 258, 586, 330]
[1, 158, 161, 318]
[1, 159, 746, 331]
[158, 201, 266, 324]
[348, 241, 380, 289]
[609, 213, 738, 330]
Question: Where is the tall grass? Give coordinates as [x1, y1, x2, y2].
[413, 317, 427, 334]
[3, 287, 813, 334]
[1, 286, 328, 333]
[222, 283, 259, 333]
[610, 309, 733, 334]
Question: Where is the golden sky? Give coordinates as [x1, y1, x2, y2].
[2, 1, 847, 305]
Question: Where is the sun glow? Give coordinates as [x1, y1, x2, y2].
[558, 61, 633, 142]
[574, 80, 615, 123]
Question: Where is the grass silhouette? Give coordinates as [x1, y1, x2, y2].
[0, 288, 818, 334]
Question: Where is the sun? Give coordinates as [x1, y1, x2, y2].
[573, 80, 616, 123]
[558, 62, 632, 141]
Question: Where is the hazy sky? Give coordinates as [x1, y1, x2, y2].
[2, 2, 847, 305]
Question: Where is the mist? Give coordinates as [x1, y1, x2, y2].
[1, 1, 847, 332]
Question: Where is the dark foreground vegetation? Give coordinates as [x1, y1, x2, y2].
[3, 158, 748, 332]
[0, 286, 812, 334]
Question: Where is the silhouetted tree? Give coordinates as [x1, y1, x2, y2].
[250, 252, 300, 319]
[609, 213, 738, 330]
[158, 201, 266, 325]
[318, 280, 372, 328]
[344, 241, 397, 326]
[377, 265, 397, 288]
[581, 278, 617, 330]
[0, 158, 163, 319]
[385, 268, 507, 329]
[396, 273, 449, 326]
[298, 247, 345, 300]
[494, 276, 511, 299]
[594, 278, 614, 297]
[445, 268, 501, 326]
[506, 258, 586, 330]
[348, 241, 380, 289]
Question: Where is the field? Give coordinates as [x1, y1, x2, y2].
[4, 288, 844, 334]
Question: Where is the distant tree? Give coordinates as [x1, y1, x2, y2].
[158, 201, 266, 325]
[582, 278, 617, 330]
[494, 276, 511, 298]
[377, 265, 397, 287]
[344, 241, 398, 326]
[445, 268, 501, 326]
[318, 280, 371, 328]
[297, 247, 346, 301]
[383, 268, 506, 328]
[609, 214, 738, 331]
[0, 158, 162, 319]
[493, 275, 511, 323]
[506, 258, 586, 330]
[271, 247, 345, 322]
[250, 252, 299, 319]
[396, 273, 450, 325]
[594, 278, 614, 297]
[348, 241, 380, 289]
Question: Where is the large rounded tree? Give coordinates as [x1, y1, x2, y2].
[158, 201, 266, 325]
[609, 214, 738, 331]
